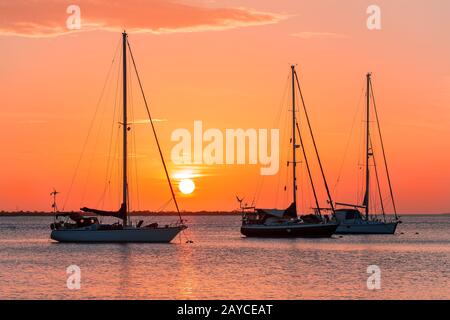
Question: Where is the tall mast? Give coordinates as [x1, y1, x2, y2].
[370, 77, 398, 220]
[127, 39, 184, 223]
[122, 31, 128, 226]
[291, 65, 297, 210]
[293, 70, 335, 215]
[364, 72, 371, 220]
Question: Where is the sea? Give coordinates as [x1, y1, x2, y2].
[0, 215, 449, 299]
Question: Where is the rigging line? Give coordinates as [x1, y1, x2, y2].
[358, 140, 365, 206]
[126, 50, 139, 212]
[297, 112, 311, 212]
[282, 97, 290, 205]
[104, 55, 122, 210]
[275, 99, 289, 207]
[382, 194, 392, 206]
[80, 57, 114, 206]
[129, 57, 141, 212]
[115, 76, 123, 216]
[370, 137, 386, 220]
[272, 72, 291, 128]
[294, 83, 306, 213]
[62, 38, 121, 211]
[334, 85, 365, 193]
[252, 161, 264, 205]
[115, 127, 121, 217]
[126, 53, 133, 212]
[99, 45, 122, 209]
[294, 70, 335, 213]
[253, 72, 290, 207]
[126, 40, 182, 222]
[300, 161, 305, 213]
[251, 169, 261, 205]
[276, 83, 292, 208]
[256, 156, 270, 204]
[357, 104, 366, 205]
[254, 175, 264, 206]
[296, 122, 321, 216]
[281, 86, 291, 206]
[370, 78, 398, 219]
[284, 148, 289, 207]
[157, 198, 173, 212]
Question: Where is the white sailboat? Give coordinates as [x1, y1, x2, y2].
[334, 73, 400, 235]
[51, 32, 187, 243]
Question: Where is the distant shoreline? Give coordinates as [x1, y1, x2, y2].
[0, 211, 241, 217]
[0, 211, 448, 217]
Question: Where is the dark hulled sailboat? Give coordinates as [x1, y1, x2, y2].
[240, 65, 338, 238]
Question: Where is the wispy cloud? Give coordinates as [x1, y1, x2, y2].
[130, 118, 168, 124]
[0, 0, 285, 37]
[291, 32, 350, 40]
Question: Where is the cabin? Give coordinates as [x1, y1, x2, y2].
[334, 209, 364, 223]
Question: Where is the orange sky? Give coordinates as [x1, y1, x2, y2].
[0, 0, 449, 213]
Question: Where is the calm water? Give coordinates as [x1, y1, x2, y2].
[0, 215, 449, 300]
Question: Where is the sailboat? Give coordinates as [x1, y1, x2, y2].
[334, 73, 400, 234]
[50, 32, 187, 243]
[240, 65, 338, 238]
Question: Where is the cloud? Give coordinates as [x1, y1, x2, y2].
[291, 32, 350, 40]
[130, 118, 168, 124]
[0, 0, 284, 37]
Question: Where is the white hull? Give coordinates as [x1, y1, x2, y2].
[51, 226, 185, 243]
[335, 221, 398, 234]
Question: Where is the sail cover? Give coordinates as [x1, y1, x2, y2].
[362, 191, 368, 208]
[257, 209, 286, 218]
[80, 203, 126, 220]
[284, 202, 297, 218]
[257, 203, 298, 219]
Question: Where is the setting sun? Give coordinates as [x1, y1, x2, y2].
[0, 0, 449, 304]
[179, 178, 195, 195]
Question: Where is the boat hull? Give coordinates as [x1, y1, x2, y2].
[335, 221, 398, 234]
[241, 223, 338, 238]
[51, 226, 185, 243]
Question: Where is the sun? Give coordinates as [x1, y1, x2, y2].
[179, 178, 195, 195]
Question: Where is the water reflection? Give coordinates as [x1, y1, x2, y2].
[0, 215, 449, 299]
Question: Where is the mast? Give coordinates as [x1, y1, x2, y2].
[50, 189, 59, 214]
[293, 70, 335, 215]
[295, 122, 321, 216]
[370, 78, 398, 220]
[127, 38, 184, 224]
[291, 65, 297, 211]
[363, 72, 371, 220]
[122, 31, 128, 226]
